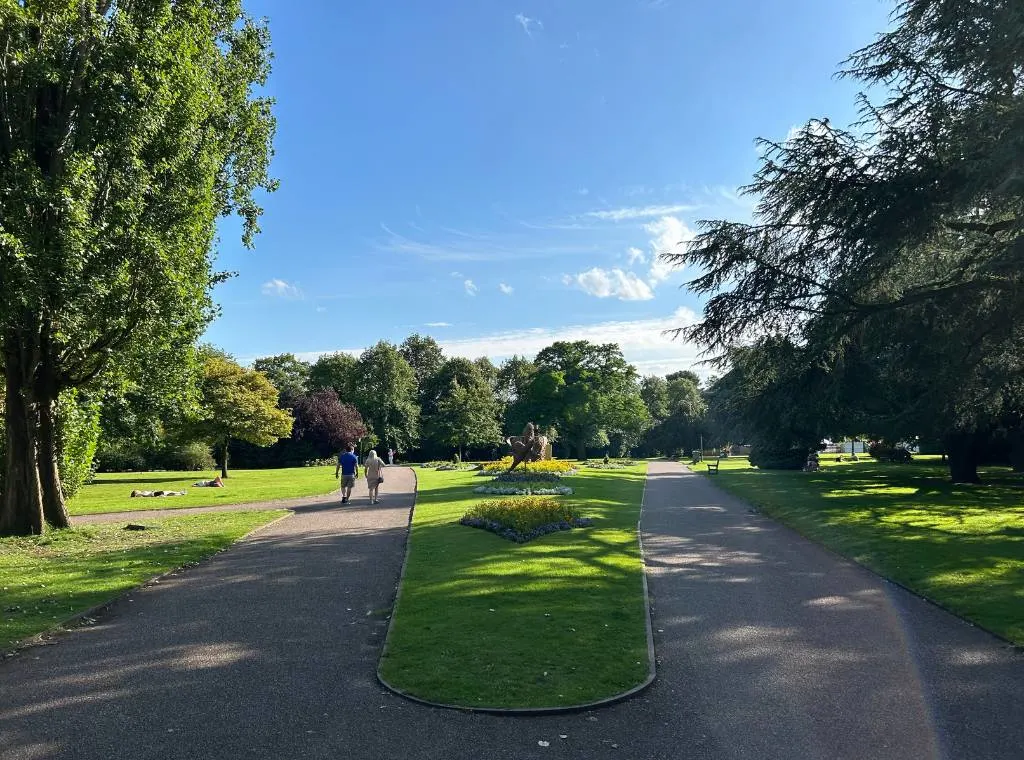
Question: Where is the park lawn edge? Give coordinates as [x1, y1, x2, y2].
[690, 459, 1024, 648]
[377, 464, 655, 710]
[1, 510, 290, 655]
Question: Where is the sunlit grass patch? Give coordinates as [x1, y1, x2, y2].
[379, 464, 649, 708]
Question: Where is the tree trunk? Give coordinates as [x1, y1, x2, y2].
[221, 437, 229, 478]
[0, 353, 44, 536]
[37, 395, 69, 528]
[946, 431, 980, 484]
[576, 439, 587, 461]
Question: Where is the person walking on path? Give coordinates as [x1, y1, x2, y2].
[365, 450, 385, 504]
[334, 443, 359, 504]
[387, 447, 394, 465]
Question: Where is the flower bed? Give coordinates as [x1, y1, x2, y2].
[480, 457, 578, 474]
[581, 460, 638, 469]
[472, 484, 574, 496]
[485, 469, 576, 482]
[460, 496, 593, 543]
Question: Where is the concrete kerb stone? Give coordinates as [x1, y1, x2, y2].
[374, 462, 658, 715]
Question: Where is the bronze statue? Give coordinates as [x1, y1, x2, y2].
[506, 422, 550, 470]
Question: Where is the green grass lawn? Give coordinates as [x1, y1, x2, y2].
[69, 466, 338, 515]
[0, 510, 287, 650]
[691, 455, 1024, 644]
[379, 464, 650, 708]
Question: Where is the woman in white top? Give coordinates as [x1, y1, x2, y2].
[364, 450, 385, 504]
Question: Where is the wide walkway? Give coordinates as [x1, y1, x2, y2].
[1, 462, 1021, 759]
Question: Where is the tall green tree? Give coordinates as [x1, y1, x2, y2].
[0, 1, 276, 534]
[429, 379, 502, 461]
[639, 376, 670, 422]
[522, 341, 650, 459]
[308, 352, 358, 403]
[353, 342, 419, 453]
[189, 355, 292, 478]
[669, 0, 1024, 482]
[398, 334, 445, 392]
[252, 354, 310, 405]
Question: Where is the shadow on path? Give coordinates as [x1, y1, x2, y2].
[1, 463, 1021, 760]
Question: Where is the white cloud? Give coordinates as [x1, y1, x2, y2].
[426, 321, 452, 328]
[464, 279, 478, 296]
[515, 13, 543, 36]
[261, 279, 303, 299]
[570, 267, 655, 301]
[645, 215, 694, 285]
[293, 308, 708, 379]
[450, 270, 464, 278]
[315, 306, 327, 313]
[585, 204, 698, 222]
[499, 283, 514, 295]
[627, 246, 646, 265]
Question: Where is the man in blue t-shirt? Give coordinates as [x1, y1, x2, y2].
[334, 443, 359, 504]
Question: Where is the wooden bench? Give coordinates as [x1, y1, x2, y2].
[706, 458, 721, 474]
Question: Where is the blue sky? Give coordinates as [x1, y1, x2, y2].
[207, 0, 893, 376]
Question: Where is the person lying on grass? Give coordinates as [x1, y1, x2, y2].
[193, 476, 224, 487]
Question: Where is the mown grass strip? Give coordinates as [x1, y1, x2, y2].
[379, 464, 650, 708]
[0, 510, 287, 650]
[691, 456, 1024, 644]
[69, 467, 338, 515]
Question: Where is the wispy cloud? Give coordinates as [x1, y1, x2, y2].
[514, 12, 543, 36]
[584, 203, 699, 222]
[426, 321, 452, 328]
[450, 271, 464, 278]
[499, 283, 514, 295]
[627, 246, 646, 265]
[566, 267, 654, 301]
[295, 308, 707, 379]
[378, 223, 599, 262]
[464, 279, 478, 296]
[261, 279, 303, 299]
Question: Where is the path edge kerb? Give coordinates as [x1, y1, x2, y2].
[374, 462, 658, 715]
[687, 462, 1024, 653]
[2, 510, 294, 660]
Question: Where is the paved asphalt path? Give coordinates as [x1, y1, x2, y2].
[2, 462, 1021, 759]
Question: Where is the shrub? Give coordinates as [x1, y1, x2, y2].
[58, 390, 102, 499]
[869, 442, 913, 463]
[749, 444, 808, 470]
[460, 496, 593, 543]
[163, 442, 217, 471]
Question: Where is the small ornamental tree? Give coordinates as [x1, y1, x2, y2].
[291, 389, 367, 457]
[190, 357, 293, 478]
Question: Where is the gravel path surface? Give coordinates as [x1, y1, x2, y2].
[2, 462, 1020, 759]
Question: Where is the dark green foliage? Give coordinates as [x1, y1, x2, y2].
[252, 354, 310, 404]
[749, 444, 808, 470]
[667, 0, 1024, 484]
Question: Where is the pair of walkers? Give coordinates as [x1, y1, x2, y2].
[334, 444, 386, 505]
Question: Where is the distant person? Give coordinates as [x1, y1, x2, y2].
[365, 449, 385, 504]
[387, 448, 395, 465]
[335, 444, 359, 504]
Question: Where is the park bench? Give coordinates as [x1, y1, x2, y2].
[706, 458, 721, 474]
